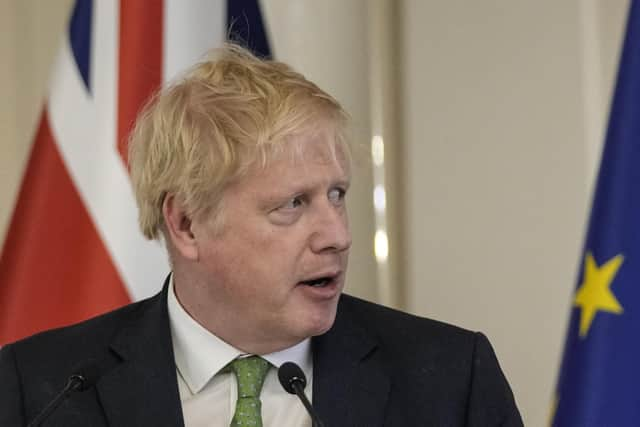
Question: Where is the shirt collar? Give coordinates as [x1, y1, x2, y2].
[167, 275, 311, 394]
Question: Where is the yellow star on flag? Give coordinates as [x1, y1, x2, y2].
[574, 252, 624, 338]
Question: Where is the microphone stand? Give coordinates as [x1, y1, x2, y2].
[27, 374, 86, 427]
[290, 380, 325, 427]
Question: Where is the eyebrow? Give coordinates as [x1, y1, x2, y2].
[263, 176, 351, 204]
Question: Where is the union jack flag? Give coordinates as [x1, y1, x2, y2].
[0, 0, 271, 344]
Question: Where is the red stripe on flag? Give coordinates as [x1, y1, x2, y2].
[0, 112, 131, 345]
[117, 0, 164, 167]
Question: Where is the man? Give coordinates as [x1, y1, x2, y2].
[0, 44, 522, 426]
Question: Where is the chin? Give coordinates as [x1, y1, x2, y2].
[301, 304, 339, 338]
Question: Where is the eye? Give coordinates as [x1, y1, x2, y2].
[269, 195, 305, 226]
[328, 187, 346, 205]
[279, 196, 304, 211]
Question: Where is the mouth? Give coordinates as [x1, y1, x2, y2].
[300, 276, 334, 287]
[298, 272, 341, 289]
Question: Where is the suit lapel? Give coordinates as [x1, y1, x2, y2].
[95, 281, 185, 427]
[313, 296, 390, 426]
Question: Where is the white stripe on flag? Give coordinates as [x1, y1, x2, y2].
[164, 0, 226, 82]
[48, 1, 168, 301]
[48, 1, 228, 301]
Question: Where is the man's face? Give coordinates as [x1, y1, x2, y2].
[189, 129, 351, 353]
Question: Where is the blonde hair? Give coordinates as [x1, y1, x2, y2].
[128, 43, 349, 240]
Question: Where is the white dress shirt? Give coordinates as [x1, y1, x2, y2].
[167, 277, 313, 427]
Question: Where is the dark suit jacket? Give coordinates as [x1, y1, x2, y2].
[0, 283, 523, 426]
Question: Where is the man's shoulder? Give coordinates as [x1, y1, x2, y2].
[336, 293, 485, 363]
[339, 293, 476, 340]
[2, 292, 162, 372]
[334, 294, 523, 427]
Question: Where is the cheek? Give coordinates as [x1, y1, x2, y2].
[244, 224, 301, 262]
[201, 219, 309, 295]
[217, 230, 292, 291]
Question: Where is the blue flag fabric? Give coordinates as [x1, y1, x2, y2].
[226, 0, 272, 58]
[553, 1, 640, 425]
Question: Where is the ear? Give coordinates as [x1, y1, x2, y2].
[162, 194, 199, 261]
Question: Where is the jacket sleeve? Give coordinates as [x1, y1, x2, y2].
[0, 344, 26, 426]
[465, 332, 524, 427]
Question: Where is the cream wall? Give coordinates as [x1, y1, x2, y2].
[400, 1, 628, 425]
[0, 1, 631, 426]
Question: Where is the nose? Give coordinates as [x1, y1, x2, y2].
[309, 205, 352, 254]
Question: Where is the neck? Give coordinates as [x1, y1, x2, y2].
[171, 273, 303, 355]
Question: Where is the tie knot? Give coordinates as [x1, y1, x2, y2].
[229, 356, 271, 398]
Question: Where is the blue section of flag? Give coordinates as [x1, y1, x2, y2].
[68, 0, 92, 92]
[226, 0, 272, 58]
[554, 1, 640, 425]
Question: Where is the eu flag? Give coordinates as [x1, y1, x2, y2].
[553, 1, 640, 425]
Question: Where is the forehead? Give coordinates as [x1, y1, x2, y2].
[254, 125, 350, 178]
[220, 132, 349, 202]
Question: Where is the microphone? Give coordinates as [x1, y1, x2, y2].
[27, 360, 101, 427]
[278, 361, 326, 427]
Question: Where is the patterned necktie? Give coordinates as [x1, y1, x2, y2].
[228, 356, 271, 427]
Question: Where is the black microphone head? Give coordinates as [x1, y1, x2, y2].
[278, 361, 307, 394]
[69, 359, 101, 391]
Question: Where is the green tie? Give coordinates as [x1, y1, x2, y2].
[228, 356, 271, 427]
